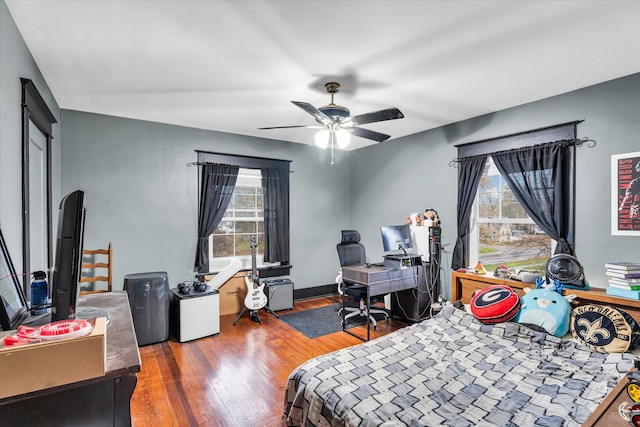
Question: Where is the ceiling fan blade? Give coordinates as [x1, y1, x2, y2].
[291, 101, 333, 126]
[347, 126, 391, 142]
[345, 107, 404, 126]
[258, 125, 323, 130]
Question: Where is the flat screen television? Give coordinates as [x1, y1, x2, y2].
[51, 190, 86, 322]
[380, 224, 413, 255]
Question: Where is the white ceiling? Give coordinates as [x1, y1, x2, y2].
[6, 1, 640, 151]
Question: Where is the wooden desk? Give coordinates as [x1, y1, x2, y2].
[342, 265, 420, 341]
[0, 292, 141, 426]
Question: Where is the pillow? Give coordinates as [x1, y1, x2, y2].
[570, 304, 640, 353]
[515, 288, 572, 337]
[469, 285, 521, 324]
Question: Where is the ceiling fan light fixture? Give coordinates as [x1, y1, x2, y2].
[318, 104, 350, 121]
[336, 128, 351, 148]
[315, 129, 330, 148]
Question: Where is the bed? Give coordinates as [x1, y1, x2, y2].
[283, 276, 639, 426]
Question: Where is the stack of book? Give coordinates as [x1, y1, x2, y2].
[605, 262, 640, 299]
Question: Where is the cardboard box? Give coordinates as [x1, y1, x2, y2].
[0, 317, 107, 399]
[205, 272, 247, 316]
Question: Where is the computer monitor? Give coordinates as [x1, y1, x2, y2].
[51, 190, 86, 322]
[380, 224, 413, 255]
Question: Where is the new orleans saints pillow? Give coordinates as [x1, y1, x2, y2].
[470, 285, 521, 324]
[571, 304, 640, 353]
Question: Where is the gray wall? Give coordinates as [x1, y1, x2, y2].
[62, 74, 640, 296]
[0, 0, 61, 281]
[59, 111, 352, 290]
[351, 74, 640, 298]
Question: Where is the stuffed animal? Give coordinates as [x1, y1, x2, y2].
[424, 208, 439, 226]
[515, 280, 576, 337]
[470, 285, 521, 324]
[407, 213, 423, 226]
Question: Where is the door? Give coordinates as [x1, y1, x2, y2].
[28, 121, 48, 288]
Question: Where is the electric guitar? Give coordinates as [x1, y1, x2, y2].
[244, 236, 267, 311]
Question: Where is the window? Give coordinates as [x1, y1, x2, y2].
[451, 122, 577, 272]
[470, 157, 553, 272]
[195, 150, 290, 274]
[209, 168, 268, 270]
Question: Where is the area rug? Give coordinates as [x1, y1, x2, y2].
[279, 303, 386, 339]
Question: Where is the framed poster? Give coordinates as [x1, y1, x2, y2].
[0, 228, 29, 330]
[611, 151, 640, 236]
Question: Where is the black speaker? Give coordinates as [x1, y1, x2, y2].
[123, 271, 170, 346]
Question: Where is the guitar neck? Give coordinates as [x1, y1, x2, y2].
[252, 250, 257, 278]
[251, 239, 258, 283]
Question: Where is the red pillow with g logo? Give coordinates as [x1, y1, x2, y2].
[470, 285, 521, 324]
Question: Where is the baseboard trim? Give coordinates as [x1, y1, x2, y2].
[294, 284, 337, 301]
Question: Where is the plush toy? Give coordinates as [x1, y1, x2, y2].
[514, 279, 576, 337]
[470, 285, 521, 324]
[407, 213, 423, 226]
[570, 304, 640, 353]
[424, 208, 440, 226]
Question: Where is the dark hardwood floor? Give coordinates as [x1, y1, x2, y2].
[130, 295, 407, 427]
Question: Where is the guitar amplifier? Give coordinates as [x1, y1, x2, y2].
[264, 279, 293, 311]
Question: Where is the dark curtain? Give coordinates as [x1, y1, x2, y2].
[195, 163, 239, 273]
[261, 168, 290, 263]
[452, 154, 488, 270]
[492, 142, 575, 255]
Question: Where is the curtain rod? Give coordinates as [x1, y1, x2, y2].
[448, 136, 597, 167]
[186, 161, 295, 173]
[452, 120, 583, 148]
[194, 150, 292, 163]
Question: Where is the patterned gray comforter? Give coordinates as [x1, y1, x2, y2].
[283, 305, 636, 426]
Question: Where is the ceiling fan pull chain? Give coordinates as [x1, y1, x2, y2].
[330, 131, 335, 165]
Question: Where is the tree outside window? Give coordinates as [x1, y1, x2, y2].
[471, 158, 552, 272]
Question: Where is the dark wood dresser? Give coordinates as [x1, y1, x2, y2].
[0, 292, 141, 426]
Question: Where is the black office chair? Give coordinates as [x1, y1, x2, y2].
[336, 230, 388, 328]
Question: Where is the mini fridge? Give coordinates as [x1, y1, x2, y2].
[170, 285, 220, 342]
[124, 271, 170, 346]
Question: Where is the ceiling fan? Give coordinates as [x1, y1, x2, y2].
[259, 82, 404, 155]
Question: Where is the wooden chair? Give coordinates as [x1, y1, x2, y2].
[80, 243, 112, 294]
